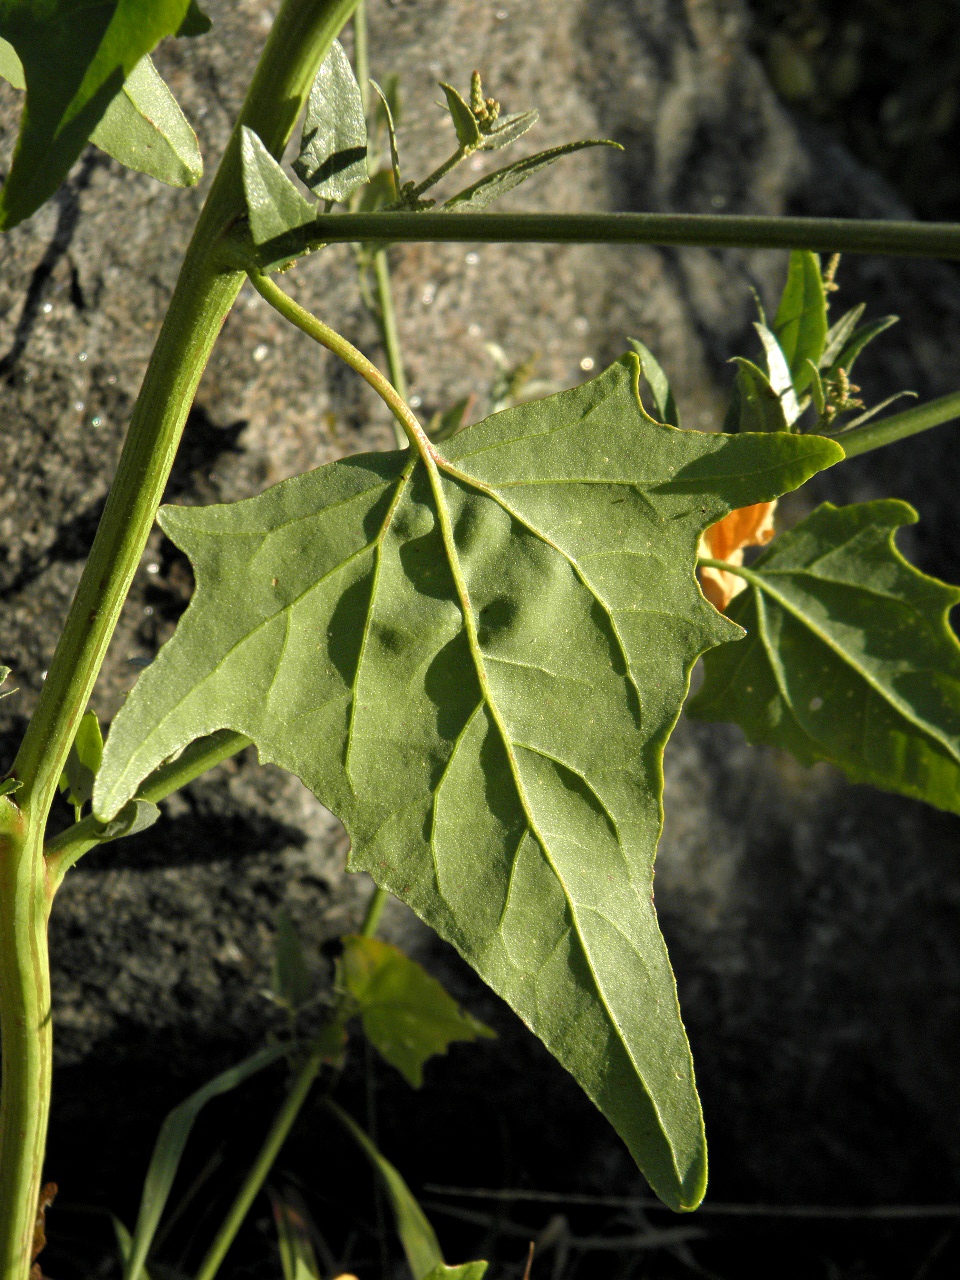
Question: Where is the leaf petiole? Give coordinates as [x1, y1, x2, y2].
[247, 270, 434, 457]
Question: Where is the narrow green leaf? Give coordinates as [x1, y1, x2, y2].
[840, 390, 917, 431]
[270, 1187, 323, 1280]
[59, 709, 103, 809]
[95, 356, 842, 1210]
[292, 40, 368, 202]
[690, 499, 960, 814]
[440, 82, 481, 150]
[0, 0, 194, 229]
[0, 41, 201, 185]
[95, 797, 160, 841]
[806, 358, 826, 417]
[423, 1265, 488, 1280]
[754, 323, 800, 425]
[428, 396, 473, 442]
[124, 1044, 287, 1280]
[819, 302, 865, 371]
[370, 79, 402, 191]
[0, 663, 12, 696]
[328, 1102, 445, 1279]
[628, 338, 681, 428]
[730, 358, 789, 432]
[240, 126, 318, 247]
[443, 139, 621, 213]
[773, 250, 827, 393]
[479, 108, 538, 151]
[340, 935, 494, 1086]
[273, 910, 314, 1013]
[824, 315, 898, 380]
[0, 779, 22, 798]
[112, 1219, 154, 1280]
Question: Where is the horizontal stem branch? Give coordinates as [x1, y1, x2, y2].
[828, 390, 960, 458]
[247, 211, 960, 269]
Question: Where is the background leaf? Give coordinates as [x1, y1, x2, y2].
[340, 935, 494, 1086]
[95, 357, 841, 1210]
[439, 82, 481, 150]
[629, 338, 681, 428]
[690, 499, 960, 814]
[0, 0, 194, 229]
[328, 1103, 453, 1280]
[0, 41, 201, 185]
[773, 249, 827, 393]
[292, 39, 368, 202]
[270, 1187, 323, 1280]
[730, 357, 789, 432]
[423, 1265, 489, 1280]
[58, 708, 103, 810]
[443, 139, 620, 212]
[123, 1044, 287, 1280]
[241, 126, 318, 246]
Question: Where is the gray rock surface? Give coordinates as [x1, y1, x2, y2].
[2, 0, 960, 1215]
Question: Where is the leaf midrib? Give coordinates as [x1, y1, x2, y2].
[420, 449, 683, 1174]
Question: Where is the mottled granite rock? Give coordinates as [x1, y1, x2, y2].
[2, 0, 960, 1215]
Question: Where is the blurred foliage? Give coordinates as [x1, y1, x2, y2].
[748, 0, 960, 218]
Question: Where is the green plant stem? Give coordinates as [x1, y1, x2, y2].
[361, 885, 390, 937]
[827, 390, 960, 458]
[247, 210, 960, 269]
[44, 730, 252, 882]
[0, 3, 362, 1276]
[409, 147, 467, 200]
[373, 250, 409, 448]
[354, 0, 370, 116]
[698, 557, 756, 584]
[248, 270, 432, 454]
[193, 1046, 325, 1280]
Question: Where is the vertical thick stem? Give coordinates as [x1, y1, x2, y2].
[0, 3, 362, 1276]
[0, 804, 49, 1279]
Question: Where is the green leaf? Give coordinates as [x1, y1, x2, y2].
[819, 302, 865, 370]
[328, 1102, 446, 1279]
[292, 40, 368, 203]
[824, 315, 899, 380]
[773, 250, 827, 393]
[273, 910, 313, 1013]
[423, 1265, 488, 1280]
[240, 126, 318, 248]
[628, 338, 681, 428]
[0, 40, 201, 185]
[690, 499, 960, 815]
[95, 356, 841, 1210]
[371, 79, 402, 191]
[89, 54, 202, 186]
[443, 139, 621, 212]
[112, 1219, 154, 1280]
[754, 323, 800, 426]
[0, 663, 13, 698]
[440, 82, 481, 150]
[59, 709, 103, 810]
[96, 797, 160, 841]
[0, 779, 22, 798]
[428, 395, 473, 442]
[730, 358, 789, 433]
[123, 1044, 287, 1280]
[479, 108, 538, 151]
[340, 935, 494, 1086]
[0, 0, 194, 229]
[270, 1187, 323, 1280]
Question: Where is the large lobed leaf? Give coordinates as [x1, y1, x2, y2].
[690, 499, 960, 814]
[95, 356, 841, 1209]
[0, 0, 195, 228]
